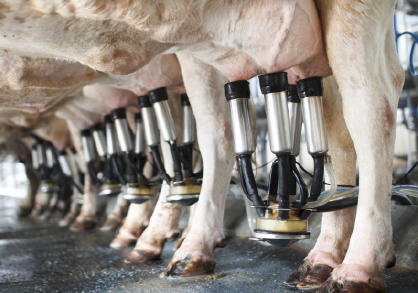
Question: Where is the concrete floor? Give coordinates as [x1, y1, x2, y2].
[1, 197, 418, 292]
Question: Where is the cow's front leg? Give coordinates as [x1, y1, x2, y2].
[315, 1, 403, 291]
[126, 126, 182, 262]
[110, 201, 151, 248]
[286, 77, 356, 289]
[161, 52, 234, 277]
[66, 120, 97, 231]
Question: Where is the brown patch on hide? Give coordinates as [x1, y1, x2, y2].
[382, 95, 395, 131]
[317, 278, 385, 293]
[161, 254, 215, 277]
[30, 10, 44, 19]
[14, 16, 25, 24]
[297, 264, 334, 290]
[0, 13, 6, 20]
[125, 249, 161, 263]
[0, 3, 11, 12]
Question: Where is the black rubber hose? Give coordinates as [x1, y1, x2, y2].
[134, 153, 148, 183]
[87, 161, 102, 185]
[288, 157, 297, 196]
[69, 176, 84, 194]
[308, 155, 325, 202]
[391, 192, 414, 205]
[267, 160, 279, 198]
[289, 156, 309, 208]
[180, 144, 194, 178]
[150, 146, 171, 184]
[125, 153, 138, 183]
[110, 154, 127, 185]
[238, 159, 252, 202]
[312, 193, 413, 213]
[169, 143, 183, 182]
[239, 155, 266, 217]
[277, 154, 290, 220]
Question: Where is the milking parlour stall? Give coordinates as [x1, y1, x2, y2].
[2, 1, 418, 293]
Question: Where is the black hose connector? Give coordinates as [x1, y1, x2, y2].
[289, 156, 309, 208]
[277, 154, 290, 220]
[169, 142, 183, 182]
[267, 159, 279, 200]
[308, 155, 325, 202]
[150, 146, 171, 184]
[110, 154, 127, 185]
[239, 155, 266, 217]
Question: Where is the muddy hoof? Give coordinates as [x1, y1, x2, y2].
[99, 216, 122, 232]
[161, 254, 215, 278]
[69, 217, 96, 232]
[125, 249, 161, 263]
[284, 260, 312, 287]
[316, 278, 385, 293]
[297, 264, 333, 290]
[40, 209, 53, 221]
[110, 237, 136, 249]
[17, 207, 32, 218]
[58, 214, 76, 227]
[110, 227, 143, 249]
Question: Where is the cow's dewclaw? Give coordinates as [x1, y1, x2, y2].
[69, 216, 95, 231]
[160, 254, 215, 278]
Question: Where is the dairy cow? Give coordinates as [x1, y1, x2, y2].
[0, 1, 404, 291]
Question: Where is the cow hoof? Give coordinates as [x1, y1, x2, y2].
[58, 213, 76, 227]
[17, 207, 32, 218]
[99, 215, 122, 232]
[297, 264, 334, 290]
[40, 209, 53, 221]
[110, 226, 143, 249]
[69, 216, 96, 231]
[316, 278, 385, 293]
[284, 260, 312, 287]
[125, 248, 161, 263]
[161, 254, 215, 277]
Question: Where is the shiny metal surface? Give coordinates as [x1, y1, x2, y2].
[264, 92, 291, 154]
[73, 152, 85, 173]
[106, 123, 118, 155]
[288, 102, 303, 157]
[114, 119, 133, 153]
[31, 148, 39, 169]
[301, 96, 328, 154]
[92, 130, 107, 157]
[37, 144, 46, 165]
[46, 147, 55, 168]
[58, 154, 73, 176]
[153, 100, 178, 142]
[229, 98, 256, 155]
[142, 107, 160, 147]
[134, 121, 146, 154]
[182, 105, 196, 144]
[81, 135, 96, 163]
[253, 231, 310, 240]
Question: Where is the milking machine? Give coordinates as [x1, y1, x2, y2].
[32, 137, 58, 194]
[144, 88, 202, 206]
[110, 108, 154, 204]
[224, 73, 342, 246]
[93, 119, 123, 197]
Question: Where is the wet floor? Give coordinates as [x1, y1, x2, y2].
[0, 201, 418, 292]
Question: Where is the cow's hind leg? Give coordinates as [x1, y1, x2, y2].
[285, 76, 357, 289]
[315, 0, 403, 291]
[161, 53, 234, 277]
